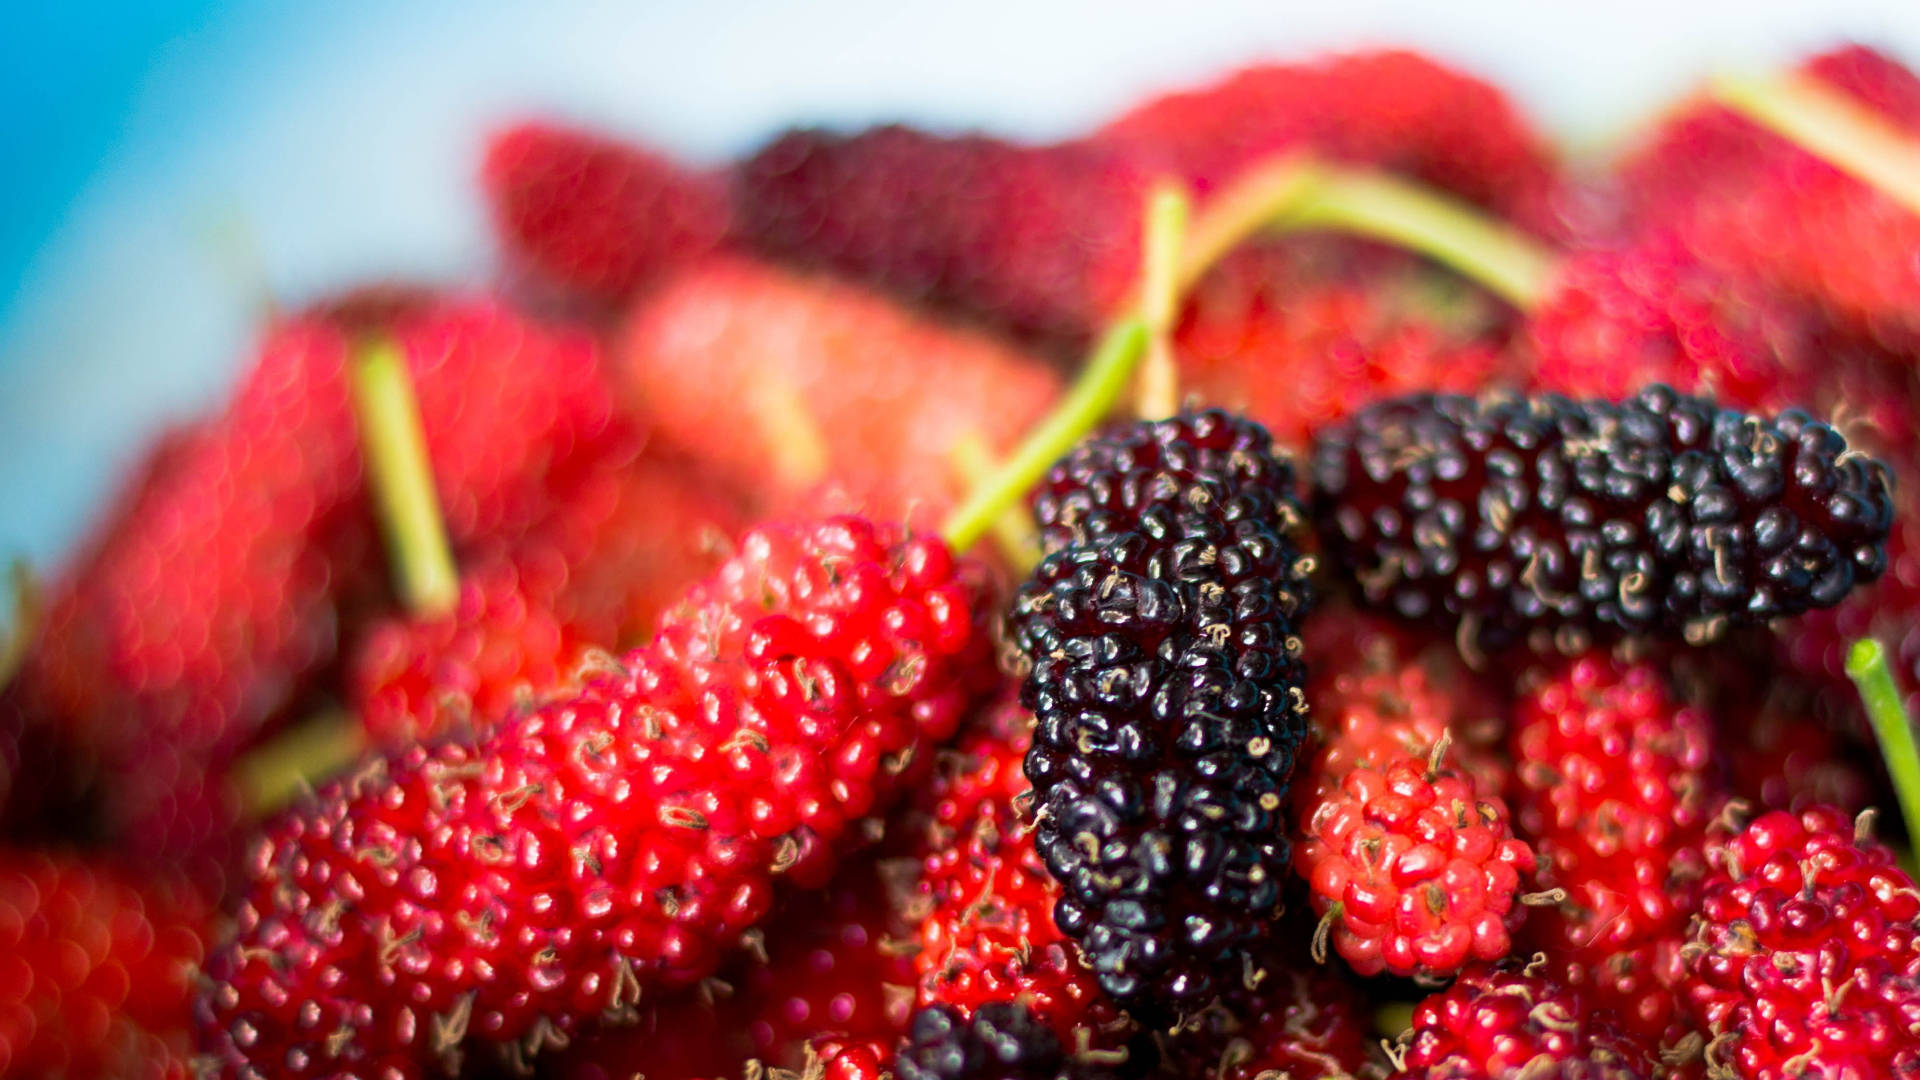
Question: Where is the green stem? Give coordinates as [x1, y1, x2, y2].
[1281, 167, 1556, 309]
[0, 560, 38, 694]
[1713, 71, 1920, 219]
[1176, 156, 1329, 294]
[1140, 184, 1192, 334]
[233, 708, 370, 818]
[351, 340, 459, 616]
[1847, 637, 1920, 846]
[940, 319, 1149, 553]
[1136, 184, 1192, 421]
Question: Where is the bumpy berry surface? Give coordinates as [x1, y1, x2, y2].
[482, 121, 727, 307]
[1010, 410, 1314, 1007]
[1294, 636, 1537, 979]
[1510, 655, 1722, 1049]
[541, 851, 919, 1079]
[0, 851, 210, 1079]
[913, 701, 1122, 1046]
[1681, 806, 1920, 1079]
[1310, 386, 1895, 657]
[617, 256, 1061, 526]
[1176, 241, 1515, 450]
[196, 517, 995, 1079]
[1393, 960, 1659, 1079]
[895, 1003, 1113, 1080]
[350, 557, 581, 746]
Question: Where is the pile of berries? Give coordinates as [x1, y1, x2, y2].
[12, 37, 1920, 1080]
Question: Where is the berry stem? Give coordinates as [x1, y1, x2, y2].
[351, 339, 459, 617]
[1135, 183, 1192, 421]
[1846, 637, 1920, 845]
[1712, 71, 1920, 218]
[940, 318, 1148, 553]
[0, 560, 39, 694]
[1177, 155, 1329, 293]
[1281, 167, 1555, 309]
[232, 708, 370, 818]
[948, 431, 1043, 571]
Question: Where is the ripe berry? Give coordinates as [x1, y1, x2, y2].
[1010, 409, 1314, 1007]
[540, 851, 920, 1079]
[1310, 386, 1895, 658]
[1681, 805, 1920, 1079]
[348, 556, 581, 745]
[894, 1003, 1117, 1080]
[1509, 654, 1724, 1050]
[196, 516, 996, 1078]
[1294, 637, 1539, 980]
[481, 121, 727, 307]
[912, 702, 1123, 1046]
[731, 125, 1151, 351]
[1392, 959, 1659, 1079]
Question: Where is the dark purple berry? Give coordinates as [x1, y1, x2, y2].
[1010, 409, 1314, 1008]
[1310, 385, 1894, 657]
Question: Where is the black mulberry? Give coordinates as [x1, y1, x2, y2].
[1010, 409, 1314, 1008]
[1310, 385, 1894, 656]
[895, 1004, 1110, 1080]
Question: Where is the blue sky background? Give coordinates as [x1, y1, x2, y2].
[6, 1, 1920, 571]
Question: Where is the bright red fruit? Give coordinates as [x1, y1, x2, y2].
[196, 516, 996, 1078]
[911, 701, 1122, 1047]
[545, 851, 919, 1079]
[1681, 805, 1920, 1080]
[1294, 622, 1539, 980]
[482, 121, 728, 308]
[0, 851, 210, 1079]
[1392, 960, 1658, 1079]
[349, 556, 581, 746]
[1509, 655, 1723, 1051]
[1523, 236, 1816, 410]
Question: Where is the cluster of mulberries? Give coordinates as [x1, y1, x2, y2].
[1008, 409, 1314, 1008]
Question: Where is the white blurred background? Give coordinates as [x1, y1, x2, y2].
[6, 0, 1920, 567]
